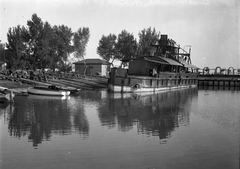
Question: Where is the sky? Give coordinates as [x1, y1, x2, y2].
[0, 0, 239, 69]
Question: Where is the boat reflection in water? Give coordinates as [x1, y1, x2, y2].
[105, 88, 198, 141]
[3, 88, 197, 147]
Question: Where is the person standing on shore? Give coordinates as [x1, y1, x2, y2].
[43, 70, 47, 82]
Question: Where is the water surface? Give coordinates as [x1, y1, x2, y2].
[0, 88, 239, 169]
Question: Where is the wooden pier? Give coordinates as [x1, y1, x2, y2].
[0, 72, 108, 91]
[198, 75, 240, 87]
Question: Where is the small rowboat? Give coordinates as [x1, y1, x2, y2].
[0, 93, 15, 102]
[27, 86, 70, 96]
[0, 86, 15, 102]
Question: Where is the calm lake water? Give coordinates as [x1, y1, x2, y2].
[0, 87, 239, 169]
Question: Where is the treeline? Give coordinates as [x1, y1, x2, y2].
[97, 27, 160, 67]
[3, 13, 162, 71]
[5, 13, 90, 71]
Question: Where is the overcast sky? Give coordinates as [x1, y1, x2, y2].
[0, 0, 239, 69]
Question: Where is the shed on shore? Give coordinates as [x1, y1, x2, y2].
[73, 59, 110, 76]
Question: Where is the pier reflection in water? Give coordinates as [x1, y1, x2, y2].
[1, 88, 238, 169]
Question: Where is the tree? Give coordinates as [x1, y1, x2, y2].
[97, 34, 117, 66]
[38, 21, 55, 69]
[73, 27, 90, 59]
[73, 27, 90, 75]
[26, 14, 74, 71]
[0, 41, 5, 50]
[115, 30, 137, 61]
[26, 13, 44, 69]
[51, 25, 73, 71]
[137, 27, 160, 57]
[5, 13, 91, 72]
[6, 25, 27, 69]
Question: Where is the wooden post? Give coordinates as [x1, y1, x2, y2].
[9, 90, 14, 102]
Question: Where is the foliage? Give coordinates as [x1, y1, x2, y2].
[137, 27, 160, 57]
[6, 13, 161, 72]
[115, 30, 137, 61]
[97, 34, 117, 66]
[97, 27, 160, 67]
[6, 25, 28, 69]
[0, 42, 5, 50]
[73, 27, 90, 59]
[5, 13, 90, 72]
[51, 25, 73, 71]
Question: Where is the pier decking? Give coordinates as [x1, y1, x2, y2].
[198, 75, 240, 87]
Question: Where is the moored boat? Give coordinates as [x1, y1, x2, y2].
[19, 78, 80, 93]
[0, 93, 15, 102]
[0, 86, 15, 102]
[108, 34, 199, 93]
[27, 86, 70, 96]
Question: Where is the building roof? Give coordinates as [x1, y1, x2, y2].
[160, 57, 183, 66]
[183, 63, 199, 69]
[73, 59, 110, 65]
[143, 57, 169, 65]
[134, 56, 183, 66]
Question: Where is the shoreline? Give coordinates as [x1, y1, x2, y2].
[0, 79, 32, 91]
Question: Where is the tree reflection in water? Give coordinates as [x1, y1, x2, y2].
[5, 95, 89, 147]
[3, 88, 197, 147]
[99, 88, 198, 141]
